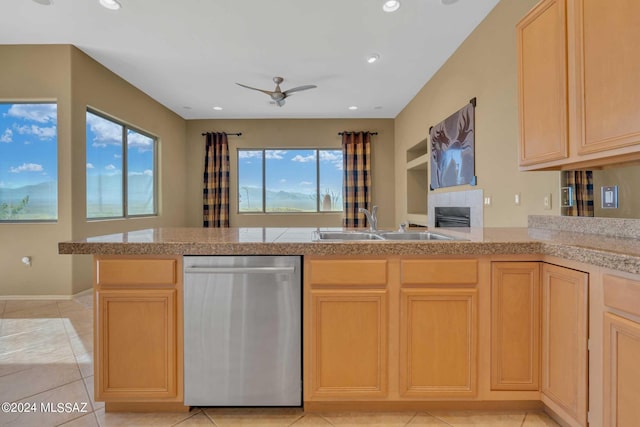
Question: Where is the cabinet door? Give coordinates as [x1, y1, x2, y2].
[400, 288, 477, 397]
[517, 0, 568, 166]
[491, 262, 540, 391]
[603, 313, 640, 427]
[541, 264, 588, 426]
[96, 288, 178, 400]
[572, 0, 640, 154]
[309, 290, 388, 398]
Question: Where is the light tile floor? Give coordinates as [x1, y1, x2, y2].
[0, 297, 560, 427]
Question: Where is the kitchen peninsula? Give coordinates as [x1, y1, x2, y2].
[59, 219, 640, 427]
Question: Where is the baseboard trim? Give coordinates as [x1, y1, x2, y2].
[0, 287, 93, 301]
[303, 400, 544, 412]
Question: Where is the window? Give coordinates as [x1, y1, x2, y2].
[0, 103, 58, 221]
[86, 110, 157, 219]
[238, 149, 343, 213]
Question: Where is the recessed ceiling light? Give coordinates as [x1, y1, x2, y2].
[31, 0, 53, 5]
[382, 0, 400, 13]
[367, 54, 380, 64]
[348, 106, 358, 111]
[440, 0, 458, 4]
[99, 0, 121, 10]
[213, 106, 223, 111]
[182, 106, 192, 110]
[374, 106, 383, 110]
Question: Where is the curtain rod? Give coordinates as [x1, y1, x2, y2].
[201, 132, 242, 136]
[338, 132, 378, 136]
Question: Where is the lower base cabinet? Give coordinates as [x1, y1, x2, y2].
[400, 288, 477, 397]
[603, 313, 640, 427]
[94, 256, 182, 404]
[541, 263, 588, 427]
[309, 289, 388, 397]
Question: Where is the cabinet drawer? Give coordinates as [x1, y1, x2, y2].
[401, 259, 478, 285]
[96, 258, 178, 287]
[308, 259, 387, 286]
[604, 274, 640, 318]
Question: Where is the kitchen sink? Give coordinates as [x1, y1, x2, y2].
[313, 231, 385, 241]
[312, 230, 461, 242]
[377, 231, 455, 241]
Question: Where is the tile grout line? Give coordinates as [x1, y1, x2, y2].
[422, 411, 456, 427]
[169, 408, 205, 426]
[404, 412, 419, 426]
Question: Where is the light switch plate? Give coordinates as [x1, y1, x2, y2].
[601, 185, 618, 208]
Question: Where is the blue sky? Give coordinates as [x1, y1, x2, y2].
[0, 103, 57, 189]
[86, 111, 154, 178]
[238, 149, 343, 195]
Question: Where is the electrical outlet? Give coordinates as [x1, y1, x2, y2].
[514, 193, 521, 206]
[543, 193, 552, 210]
[484, 196, 492, 206]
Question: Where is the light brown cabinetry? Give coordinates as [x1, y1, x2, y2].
[517, 0, 568, 166]
[399, 288, 477, 397]
[305, 257, 480, 403]
[490, 262, 540, 391]
[518, 0, 640, 170]
[306, 258, 389, 398]
[94, 256, 184, 409]
[602, 274, 640, 427]
[541, 263, 588, 427]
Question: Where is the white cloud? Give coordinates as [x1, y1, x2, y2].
[128, 131, 154, 152]
[279, 179, 287, 183]
[86, 112, 123, 148]
[265, 150, 287, 160]
[6, 104, 57, 123]
[0, 129, 12, 143]
[86, 163, 94, 169]
[291, 154, 316, 163]
[238, 151, 262, 159]
[105, 164, 117, 170]
[10, 163, 44, 173]
[128, 170, 153, 176]
[13, 124, 56, 140]
[300, 181, 313, 186]
[114, 154, 122, 159]
[320, 150, 343, 170]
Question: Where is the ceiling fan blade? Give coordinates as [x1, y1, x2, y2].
[236, 83, 274, 96]
[283, 85, 317, 95]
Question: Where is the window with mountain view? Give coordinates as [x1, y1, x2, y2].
[0, 103, 58, 221]
[86, 110, 156, 219]
[238, 149, 343, 213]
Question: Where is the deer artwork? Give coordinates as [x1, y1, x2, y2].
[430, 102, 475, 189]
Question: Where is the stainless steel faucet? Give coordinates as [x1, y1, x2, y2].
[358, 205, 378, 232]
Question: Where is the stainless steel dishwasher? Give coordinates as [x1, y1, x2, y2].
[183, 255, 301, 406]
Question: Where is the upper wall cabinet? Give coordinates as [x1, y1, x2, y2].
[517, 0, 569, 167]
[518, 0, 640, 170]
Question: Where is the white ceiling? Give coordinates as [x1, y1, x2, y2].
[0, 0, 499, 119]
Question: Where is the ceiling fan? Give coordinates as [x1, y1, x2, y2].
[236, 77, 317, 107]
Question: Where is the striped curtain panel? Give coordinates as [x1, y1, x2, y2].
[565, 170, 594, 217]
[342, 131, 372, 228]
[203, 132, 230, 227]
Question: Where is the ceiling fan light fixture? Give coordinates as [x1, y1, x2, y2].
[99, 0, 121, 10]
[213, 106, 223, 111]
[367, 53, 380, 64]
[348, 106, 358, 110]
[382, 1, 400, 13]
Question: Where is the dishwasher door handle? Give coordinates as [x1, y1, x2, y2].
[184, 266, 296, 274]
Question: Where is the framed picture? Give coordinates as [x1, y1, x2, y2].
[430, 99, 476, 190]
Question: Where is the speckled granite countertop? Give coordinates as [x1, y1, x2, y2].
[58, 226, 640, 274]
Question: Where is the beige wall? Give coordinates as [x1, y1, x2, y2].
[0, 45, 187, 296]
[394, 0, 560, 227]
[185, 119, 395, 228]
[69, 47, 187, 293]
[0, 45, 74, 296]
